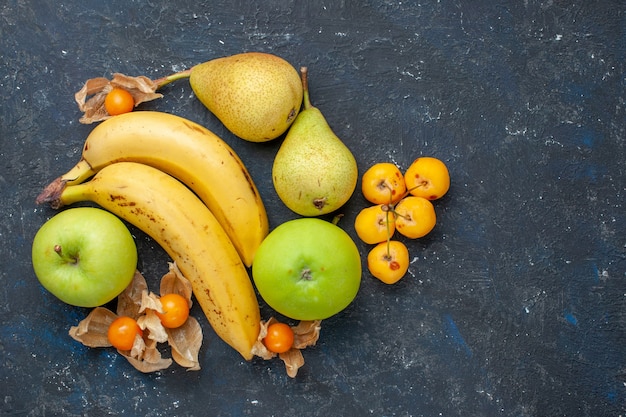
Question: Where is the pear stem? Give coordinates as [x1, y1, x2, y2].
[300, 67, 313, 110]
[153, 68, 193, 90]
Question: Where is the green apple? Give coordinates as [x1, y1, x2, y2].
[252, 218, 361, 320]
[32, 207, 138, 307]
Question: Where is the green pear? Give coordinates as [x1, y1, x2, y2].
[189, 52, 303, 142]
[272, 67, 358, 216]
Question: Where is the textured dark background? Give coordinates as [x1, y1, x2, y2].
[1, 1, 625, 416]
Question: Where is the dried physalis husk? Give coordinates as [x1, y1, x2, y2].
[167, 317, 203, 371]
[125, 338, 173, 373]
[251, 317, 279, 360]
[251, 317, 322, 378]
[160, 263, 202, 370]
[69, 307, 117, 348]
[68, 265, 202, 373]
[141, 262, 202, 370]
[160, 262, 193, 308]
[137, 307, 169, 344]
[292, 320, 322, 349]
[279, 349, 305, 378]
[117, 270, 148, 319]
[75, 73, 163, 124]
[136, 288, 168, 343]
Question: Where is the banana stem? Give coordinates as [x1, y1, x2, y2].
[61, 159, 96, 185]
[35, 159, 95, 207]
[52, 183, 89, 209]
[153, 68, 193, 90]
[35, 177, 66, 206]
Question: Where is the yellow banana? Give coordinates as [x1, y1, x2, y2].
[49, 161, 261, 360]
[36, 111, 267, 267]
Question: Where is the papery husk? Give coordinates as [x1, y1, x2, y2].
[279, 320, 321, 377]
[279, 349, 305, 378]
[117, 270, 148, 319]
[139, 290, 162, 314]
[68, 307, 117, 348]
[124, 338, 173, 373]
[251, 318, 322, 378]
[127, 332, 147, 358]
[137, 309, 169, 343]
[161, 262, 193, 309]
[157, 262, 201, 369]
[137, 289, 168, 344]
[292, 320, 322, 349]
[75, 73, 163, 124]
[167, 317, 203, 370]
[68, 267, 202, 373]
[250, 317, 278, 360]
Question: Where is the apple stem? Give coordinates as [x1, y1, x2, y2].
[331, 214, 344, 225]
[300, 67, 313, 110]
[54, 244, 78, 264]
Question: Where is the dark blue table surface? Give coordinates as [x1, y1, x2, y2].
[1, 1, 625, 416]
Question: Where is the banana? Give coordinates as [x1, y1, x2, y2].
[49, 161, 261, 360]
[36, 111, 268, 267]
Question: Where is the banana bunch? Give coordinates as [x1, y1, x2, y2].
[37, 111, 266, 360]
[37, 111, 268, 267]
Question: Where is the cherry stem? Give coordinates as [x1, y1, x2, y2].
[393, 211, 410, 221]
[385, 210, 393, 256]
[378, 177, 424, 257]
[393, 183, 422, 203]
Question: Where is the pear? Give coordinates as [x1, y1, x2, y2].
[272, 67, 358, 216]
[188, 52, 303, 142]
